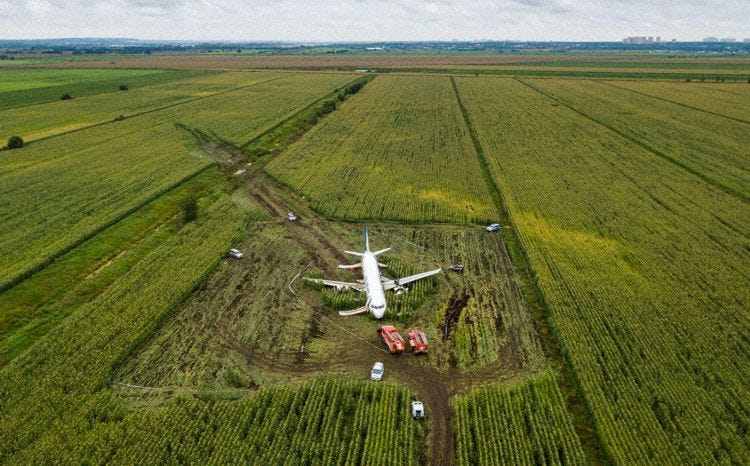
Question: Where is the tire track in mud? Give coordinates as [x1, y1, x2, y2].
[238, 174, 545, 465]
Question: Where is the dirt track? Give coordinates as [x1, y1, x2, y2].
[232, 171, 536, 465]
[246, 173, 456, 464]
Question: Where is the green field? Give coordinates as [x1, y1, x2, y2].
[455, 76, 750, 463]
[1, 57, 749, 465]
[0, 71, 356, 292]
[603, 80, 750, 122]
[0, 114, 212, 291]
[267, 75, 500, 223]
[454, 371, 586, 465]
[0, 71, 280, 141]
[0, 68, 202, 109]
[520, 78, 750, 200]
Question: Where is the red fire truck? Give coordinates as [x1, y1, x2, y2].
[377, 325, 405, 354]
[408, 329, 429, 354]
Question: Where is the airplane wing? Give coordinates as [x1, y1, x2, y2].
[383, 268, 442, 290]
[305, 278, 365, 292]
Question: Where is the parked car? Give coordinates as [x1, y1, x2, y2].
[228, 248, 243, 259]
[287, 212, 298, 221]
[370, 362, 384, 381]
[411, 401, 425, 419]
[448, 264, 464, 273]
[486, 223, 501, 232]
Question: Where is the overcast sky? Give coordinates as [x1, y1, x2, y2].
[2, 0, 749, 42]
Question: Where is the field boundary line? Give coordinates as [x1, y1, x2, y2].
[0, 163, 215, 294]
[449, 76, 506, 222]
[23, 73, 292, 146]
[239, 74, 368, 148]
[515, 78, 749, 204]
[451, 75, 611, 465]
[597, 80, 750, 126]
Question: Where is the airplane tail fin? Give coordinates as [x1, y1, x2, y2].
[363, 227, 389, 256]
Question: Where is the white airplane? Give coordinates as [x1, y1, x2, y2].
[306, 227, 441, 319]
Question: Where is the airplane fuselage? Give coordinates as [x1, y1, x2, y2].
[361, 250, 387, 319]
[313, 227, 440, 319]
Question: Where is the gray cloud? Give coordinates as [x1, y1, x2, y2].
[1, 0, 749, 41]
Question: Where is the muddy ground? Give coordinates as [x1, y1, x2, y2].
[117, 164, 542, 465]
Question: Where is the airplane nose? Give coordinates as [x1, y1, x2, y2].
[373, 308, 385, 319]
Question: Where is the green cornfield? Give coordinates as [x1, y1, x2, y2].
[455, 76, 750, 463]
[454, 371, 586, 465]
[266, 75, 500, 224]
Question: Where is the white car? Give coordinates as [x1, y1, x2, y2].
[228, 248, 243, 259]
[486, 223, 501, 232]
[370, 362, 384, 381]
[287, 212, 298, 221]
[411, 401, 425, 419]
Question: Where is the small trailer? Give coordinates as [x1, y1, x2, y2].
[408, 329, 429, 354]
[377, 325, 405, 354]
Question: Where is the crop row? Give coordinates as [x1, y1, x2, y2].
[521, 78, 750, 200]
[174, 72, 359, 146]
[0, 167, 229, 366]
[603, 80, 750, 123]
[48, 378, 422, 465]
[453, 371, 586, 465]
[0, 68, 188, 109]
[456, 76, 750, 463]
[266, 75, 500, 224]
[0, 112, 212, 291]
[0, 195, 247, 461]
[0, 71, 356, 292]
[0, 70, 278, 141]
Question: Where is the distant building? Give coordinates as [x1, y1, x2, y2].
[703, 37, 720, 42]
[623, 36, 663, 44]
[720, 38, 737, 42]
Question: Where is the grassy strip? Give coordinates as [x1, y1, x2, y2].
[450, 76, 610, 465]
[515, 78, 748, 204]
[0, 167, 228, 366]
[449, 77, 507, 224]
[245, 74, 374, 161]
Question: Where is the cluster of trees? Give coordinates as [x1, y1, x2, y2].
[3, 135, 23, 150]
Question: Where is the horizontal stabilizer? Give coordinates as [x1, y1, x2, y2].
[339, 305, 369, 316]
[338, 263, 362, 269]
[344, 250, 364, 257]
[372, 248, 391, 257]
[378, 262, 387, 268]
